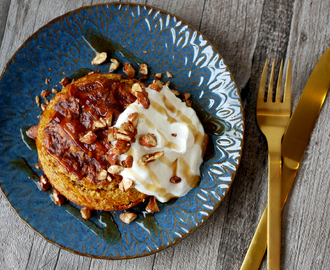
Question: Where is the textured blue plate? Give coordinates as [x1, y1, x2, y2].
[0, 3, 244, 259]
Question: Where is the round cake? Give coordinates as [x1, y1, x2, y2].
[36, 73, 148, 211]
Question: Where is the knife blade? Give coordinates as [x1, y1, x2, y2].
[240, 47, 330, 270]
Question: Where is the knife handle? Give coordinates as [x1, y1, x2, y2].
[240, 161, 297, 270]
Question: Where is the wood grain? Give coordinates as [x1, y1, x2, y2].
[1, 0, 330, 269]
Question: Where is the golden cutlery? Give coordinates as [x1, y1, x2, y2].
[240, 47, 330, 270]
[256, 59, 291, 270]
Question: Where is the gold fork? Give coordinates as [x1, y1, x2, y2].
[256, 59, 291, 270]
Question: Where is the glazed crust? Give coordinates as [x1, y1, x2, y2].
[36, 73, 148, 211]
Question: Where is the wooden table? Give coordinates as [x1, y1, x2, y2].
[1, 0, 330, 269]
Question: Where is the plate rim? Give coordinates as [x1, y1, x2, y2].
[0, 2, 245, 260]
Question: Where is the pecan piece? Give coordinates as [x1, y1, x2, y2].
[166, 71, 173, 78]
[141, 151, 164, 164]
[139, 63, 148, 75]
[39, 174, 51, 191]
[122, 155, 133, 168]
[119, 178, 135, 192]
[112, 140, 131, 155]
[124, 63, 136, 78]
[105, 112, 113, 127]
[109, 58, 120, 72]
[59, 77, 70, 87]
[121, 122, 135, 133]
[41, 90, 51, 98]
[136, 92, 150, 109]
[81, 207, 91, 220]
[170, 89, 180, 96]
[131, 83, 143, 96]
[107, 154, 117, 165]
[97, 169, 108, 180]
[154, 73, 162, 79]
[150, 79, 163, 91]
[120, 212, 137, 224]
[79, 131, 97, 144]
[146, 196, 160, 213]
[140, 133, 157, 148]
[128, 113, 139, 128]
[93, 118, 106, 129]
[182, 93, 191, 101]
[91, 52, 107, 65]
[108, 127, 118, 142]
[52, 189, 65, 205]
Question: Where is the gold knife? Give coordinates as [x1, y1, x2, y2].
[240, 47, 330, 270]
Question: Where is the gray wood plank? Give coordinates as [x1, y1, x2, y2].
[0, 0, 11, 49]
[146, 0, 206, 30]
[90, 256, 154, 270]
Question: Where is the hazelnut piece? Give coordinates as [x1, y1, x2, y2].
[81, 207, 91, 220]
[52, 189, 65, 205]
[120, 212, 137, 224]
[109, 58, 120, 72]
[91, 52, 107, 65]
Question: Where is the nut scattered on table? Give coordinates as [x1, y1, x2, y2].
[91, 52, 107, 65]
[124, 63, 136, 78]
[119, 212, 137, 224]
[109, 58, 120, 72]
[81, 207, 91, 220]
[145, 196, 160, 213]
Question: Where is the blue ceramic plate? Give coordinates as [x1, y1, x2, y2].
[0, 3, 244, 259]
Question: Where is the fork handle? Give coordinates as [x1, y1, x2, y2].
[268, 150, 282, 270]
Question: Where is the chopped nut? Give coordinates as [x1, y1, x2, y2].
[164, 81, 170, 87]
[91, 52, 107, 65]
[120, 212, 137, 224]
[122, 156, 133, 168]
[170, 89, 180, 96]
[141, 151, 164, 164]
[108, 127, 118, 141]
[112, 140, 131, 155]
[52, 88, 58, 94]
[52, 189, 65, 205]
[35, 163, 40, 170]
[116, 132, 132, 141]
[136, 92, 150, 109]
[27, 125, 38, 140]
[41, 90, 51, 98]
[107, 175, 113, 182]
[105, 113, 113, 127]
[143, 50, 147, 54]
[35, 96, 40, 106]
[155, 73, 162, 79]
[59, 77, 69, 86]
[121, 122, 135, 133]
[146, 196, 160, 213]
[119, 178, 135, 192]
[79, 131, 97, 144]
[107, 154, 117, 165]
[171, 133, 177, 137]
[139, 63, 148, 75]
[40, 104, 47, 111]
[108, 165, 124, 175]
[109, 58, 120, 72]
[98, 169, 108, 180]
[140, 133, 157, 147]
[150, 79, 163, 91]
[170, 176, 182, 184]
[39, 174, 51, 191]
[44, 98, 49, 105]
[182, 93, 191, 101]
[185, 99, 192, 107]
[128, 113, 139, 128]
[93, 118, 106, 129]
[45, 78, 49, 85]
[124, 63, 136, 78]
[81, 207, 91, 220]
[131, 83, 143, 96]
[88, 71, 94, 75]
[166, 71, 173, 78]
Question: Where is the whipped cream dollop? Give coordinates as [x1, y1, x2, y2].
[114, 85, 206, 202]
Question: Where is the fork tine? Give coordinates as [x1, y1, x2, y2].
[275, 60, 283, 102]
[258, 59, 268, 102]
[267, 59, 276, 102]
[284, 59, 291, 106]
